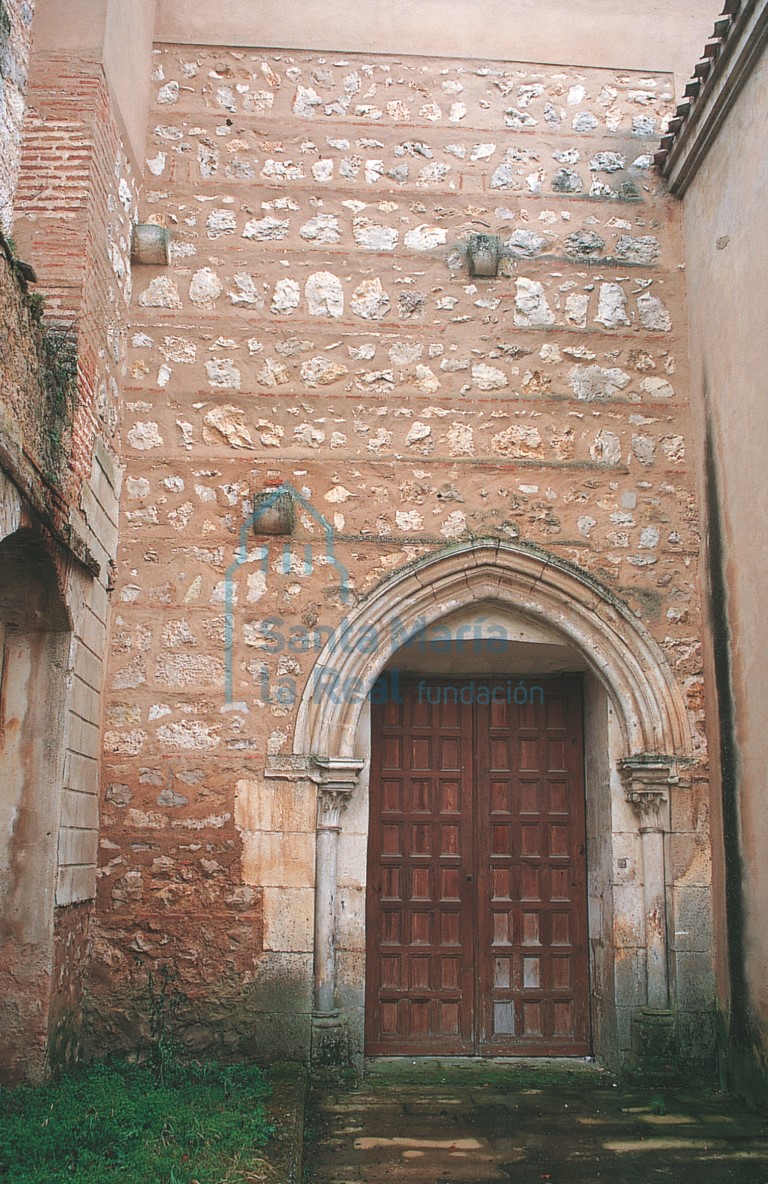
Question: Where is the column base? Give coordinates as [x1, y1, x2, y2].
[629, 1006, 678, 1080]
[311, 1010, 349, 1071]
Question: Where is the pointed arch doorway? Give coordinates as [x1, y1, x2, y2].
[285, 540, 692, 1068]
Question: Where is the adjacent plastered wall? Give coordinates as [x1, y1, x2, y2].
[682, 41, 768, 1100]
[154, 0, 724, 96]
[28, 0, 156, 167]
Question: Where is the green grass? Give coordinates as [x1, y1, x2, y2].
[0, 1059, 275, 1184]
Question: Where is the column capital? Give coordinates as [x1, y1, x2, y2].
[310, 756, 365, 831]
[618, 755, 677, 829]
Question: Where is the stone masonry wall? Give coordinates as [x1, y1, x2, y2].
[89, 46, 714, 1062]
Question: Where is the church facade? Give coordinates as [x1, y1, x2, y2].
[0, 0, 765, 1104]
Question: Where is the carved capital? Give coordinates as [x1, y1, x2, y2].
[315, 788, 350, 831]
[618, 755, 677, 830]
[310, 756, 365, 831]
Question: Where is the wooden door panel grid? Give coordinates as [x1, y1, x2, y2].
[366, 678, 589, 1056]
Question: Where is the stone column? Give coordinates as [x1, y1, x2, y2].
[309, 756, 364, 1066]
[619, 756, 678, 1067]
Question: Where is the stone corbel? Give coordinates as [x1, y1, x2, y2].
[618, 755, 678, 1012]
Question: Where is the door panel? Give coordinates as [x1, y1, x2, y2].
[366, 688, 475, 1054]
[475, 681, 589, 1054]
[366, 677, 590, 1056]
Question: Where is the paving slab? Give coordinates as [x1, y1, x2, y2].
[305, 1059, 768, 1184]
[268, 1063, 309, 1184]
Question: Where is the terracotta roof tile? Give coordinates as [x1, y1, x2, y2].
[655, 0, 743, 174]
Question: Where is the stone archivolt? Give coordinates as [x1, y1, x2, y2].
[293, 538, 693, 764]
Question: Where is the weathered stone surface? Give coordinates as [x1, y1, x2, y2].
[641, 376, 674, 399]
[271, 278, 301, 314]
[189, 268, 223, 307]
[405, 421, 431, 446]
[257, 358, 290, 386]
[354, 218, 398, 251]
[506, 229, 546, 257]
[292, 85, 322, 116]
[262, 888, 314, 952]
[389, 341, 422, 364]
[414, 365, 440, 393]
[205, 359, 241, 389]
[552, 168, 583, 192]
[162, 336, 196, 364]
[138, 276, 182, 309]
[589, 151, 626, 172]
[229, 274, 262, 306]
[569, 365, 631, 401]
[404, 224, 447, 251]
[262, 158, 305, 181]
[490, 162, 519, 190]
[156, 720, 221, 750]
[615, 234, 661, 264]
[202, 405, 254, 448]
[565, 294, 590, 327]
[300, 213, 341, 243]
[156, 653, 224, 689]
[632, 433, 656, 465]
[565, 230, 605, 259]
[596, 282, 630, 328]
[472, 363, 508, 391]
[127, 422, 164, 450]
[300, 356, 349, 386]
[351, 278, 391, 320]
[632, 114, 657, 136]
[242, 831, 315, 889]
[243, 215, 289, 241]
[637, 292, 672, 331]
[514, 278, 555, 327]
[206, 208, 237, 238]
[573, 111, 599, 130]
[306, 271, 344, 317]
[492, 425, 543, 457]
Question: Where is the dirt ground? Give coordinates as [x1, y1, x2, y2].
[305, 1059, 768, 1184]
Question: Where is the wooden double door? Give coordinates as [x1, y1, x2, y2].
[365, 677, 590, 1056]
